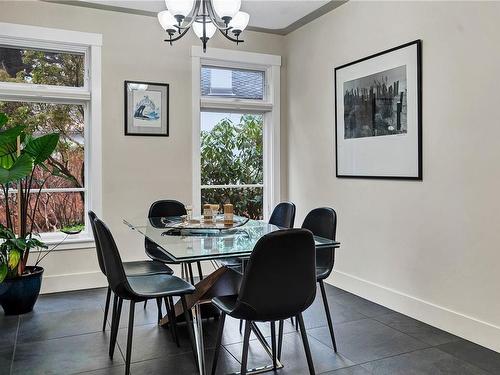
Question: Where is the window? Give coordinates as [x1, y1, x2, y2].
[201, 112, 263, 219]
[192, 47, 281, 220]
[201, 66, 264, 99]
[0, 22, 102, 245]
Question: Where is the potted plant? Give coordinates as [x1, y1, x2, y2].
[0, 111, 59, 315]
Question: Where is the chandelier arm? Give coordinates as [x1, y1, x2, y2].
[217, 28, 244, 43]
[205, 0, 233, 31]
[164, 27, 191, 43]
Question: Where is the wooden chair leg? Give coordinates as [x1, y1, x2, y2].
[102, 286, 111, 331]
[125, 301, 135, 375]
[241, 320, 252, 375]
[211, 311, 226, 375]
[270, 321, 277, 370]
[319, 280, 338, 352]
[109, 297, 122, 359]
[297, 313, 315, 375]
[277, 320, 284, 360]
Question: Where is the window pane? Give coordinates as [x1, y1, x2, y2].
[201, 66, 264, 99]
[0, 46, 84, 87]
[201, 112, 263, 185]
[0, 101, 85, 189]
[201, 187, 263, 220]
[0, 192, 84, 234]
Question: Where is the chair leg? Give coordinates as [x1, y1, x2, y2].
[277, 320, 284, 360]
[166, 297, 180, 347]
[240, 320, 252, 375]
[239, 319, 243, 333]
[109, 297, 122, 359]
[319, 280, 338, 352]
[156, 297, 163, 324]
[297, 313, 315, 375]
[196, 261, 203, 281]
[144, 300, 147, 309]
[188, 262, 195, 285]
[102, 286, 111, 331]
[211, 311, 226, 375]
[270, 321, 277, 370]
[125, 301, 135, 375]
[181, 296, 199, 368]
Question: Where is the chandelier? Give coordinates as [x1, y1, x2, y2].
[158, 0, 250, 52]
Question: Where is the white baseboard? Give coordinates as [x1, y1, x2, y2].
[38, 261, 218, 295]
[41, 271, 107, 294]
[328, 270, 500, 353]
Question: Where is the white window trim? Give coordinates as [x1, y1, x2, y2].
[191, 46, 281, 220]
[0, 22, 102, 249]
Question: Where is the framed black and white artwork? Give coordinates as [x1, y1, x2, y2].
[334, 40, 422, 179]
[124, 80, 169, 136]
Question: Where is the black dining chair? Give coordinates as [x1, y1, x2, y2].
[278, 207, 339, 355]
[269, 201, 296, 228]
[146, 200, 204, 284]
[88, 211, 173, 330]
[211, 229, 317, 375]
[93, 217, 197, 375]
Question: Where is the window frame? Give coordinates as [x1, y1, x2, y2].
[191, 47, 281, 220]
[0, 22, 102, 248]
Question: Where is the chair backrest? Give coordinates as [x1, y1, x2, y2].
[148, 199, 186, 218]
[302, 207, 337, 275]
[93, 218, 133, 299]
[88, 210, 106, 276]
[145, 200, 187, 260]
[235, 229, 316, 321]
[269, 202, 296, 229]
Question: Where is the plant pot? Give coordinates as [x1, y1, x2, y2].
[0, 266, 44, 315]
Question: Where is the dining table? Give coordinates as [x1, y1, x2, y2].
[124, 214, 340, 375]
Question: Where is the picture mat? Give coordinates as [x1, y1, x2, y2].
[126, 83, 168, 135]
[336, 44, 419, 177]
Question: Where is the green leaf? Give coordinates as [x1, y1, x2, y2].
[7, 249, 20, 270]
[0, 153, 34, 184]
[0, 225, 15, 240]
[0, 125, 25, 168]
[0, 113, 7, 128]
[24, 133, 60, 165]
[0, 263, 7, 283]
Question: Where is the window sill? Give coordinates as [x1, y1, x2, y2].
[31, 235, 95, 252]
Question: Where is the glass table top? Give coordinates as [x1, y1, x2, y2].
[124, 215, 340, 262]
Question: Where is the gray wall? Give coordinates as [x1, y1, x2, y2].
[284, 0, 500, 351]
[0, 0, 286, 291]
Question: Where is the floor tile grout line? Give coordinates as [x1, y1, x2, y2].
[9, 316, 20, 375]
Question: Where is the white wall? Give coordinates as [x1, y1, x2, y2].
[0, 1, 285, 292]
[285, 1, 500, 352]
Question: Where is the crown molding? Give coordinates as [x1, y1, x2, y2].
[42, 0, 348, 36]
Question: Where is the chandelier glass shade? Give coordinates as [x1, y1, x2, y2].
[158, 0, 249, 52]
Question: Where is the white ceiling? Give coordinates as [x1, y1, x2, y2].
[81, 0, 331, 30]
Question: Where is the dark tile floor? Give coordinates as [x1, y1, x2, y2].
[1, 284, 499, 375]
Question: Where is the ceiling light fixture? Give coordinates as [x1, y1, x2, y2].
[158, 0, 249, 52]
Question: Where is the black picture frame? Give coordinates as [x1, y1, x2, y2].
[334, 40, 422, 180]
[124, 80, 169, 137]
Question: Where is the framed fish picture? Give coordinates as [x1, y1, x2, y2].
[124, 80, 169, 136]
[334, 40, 422, 179]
